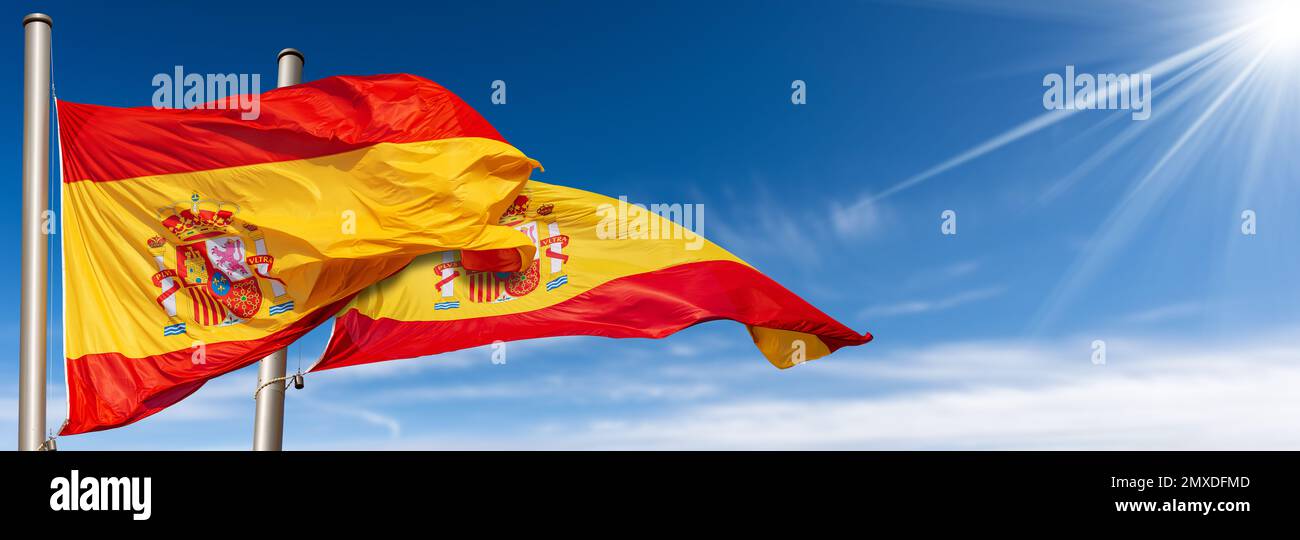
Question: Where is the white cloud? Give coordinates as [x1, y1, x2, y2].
[551, 332, 1300, 449]
[298, 329, 1300, 450]
[552, 366, 1300, 449]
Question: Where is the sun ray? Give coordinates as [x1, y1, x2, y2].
[1030, 45, 1273, 332]
[861, 24, 1256, 203]
[1038, 36, 1249, 203]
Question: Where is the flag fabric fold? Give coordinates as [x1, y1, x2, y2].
[314, 180, 871, 373]
[59, 73, 539, 435]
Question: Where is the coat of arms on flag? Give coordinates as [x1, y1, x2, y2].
[144, 193, 292, 334]
[432, 193, 569, 307]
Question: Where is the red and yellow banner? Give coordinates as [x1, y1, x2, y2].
[59, 74, 538, 434]
[314, 181, 871, 372]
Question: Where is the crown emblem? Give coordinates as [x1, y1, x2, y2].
[499, 195, 529, 225]
[146, 235, 167, 249]
[158, 193, 240, 241]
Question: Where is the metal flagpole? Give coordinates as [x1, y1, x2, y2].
[252, 48, 304, 451]
[19, 13, 52, 452]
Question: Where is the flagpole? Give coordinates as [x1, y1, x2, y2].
[19, 13, 52, 452]
[252, 47, 304, 451]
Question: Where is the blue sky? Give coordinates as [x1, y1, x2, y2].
[4, 0, 1300, 449]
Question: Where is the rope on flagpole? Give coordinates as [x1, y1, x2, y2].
[252, 371, 306, 399]
[44, 37, 60, 452]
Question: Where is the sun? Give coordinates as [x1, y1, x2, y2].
[1248, 0, 1300, 51]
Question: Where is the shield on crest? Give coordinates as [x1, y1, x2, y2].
[176, 236, 263, 322]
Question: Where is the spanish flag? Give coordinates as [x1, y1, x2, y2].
[314, 181, 871, 373]
[59, 74, 538, 434]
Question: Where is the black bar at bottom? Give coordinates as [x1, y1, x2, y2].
[5, 451, 1290, 527]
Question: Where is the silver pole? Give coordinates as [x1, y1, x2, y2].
[19, 13, 52, 452]
[252, 48, 304, 451]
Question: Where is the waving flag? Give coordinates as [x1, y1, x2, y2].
[59, 74, 539, 434]
[314, 181, 871, 373]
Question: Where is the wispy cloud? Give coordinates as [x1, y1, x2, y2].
[898, 259, 983, 291]
[708, 178, 876, 265]
[859, 286, 1005, 318]
[298, 397, 401, 439]
[829, 196, 884, 239]
[1122, 302, 1202, 324]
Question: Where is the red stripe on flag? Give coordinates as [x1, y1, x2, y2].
[209, 293, 227, 323]
[202, 292, 213, 325]
[60, 295, 355, 435]
[189, 290, 207, 325]
[202, 292, 215, 325]
[57, 74, 508, 183]
[203, 291, 218, 325]
[314, 260, 872, 372]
